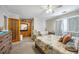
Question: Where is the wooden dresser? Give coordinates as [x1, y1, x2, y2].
[0, 31, 12, 54]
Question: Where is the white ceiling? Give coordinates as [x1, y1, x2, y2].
[1, 5, 79, 19]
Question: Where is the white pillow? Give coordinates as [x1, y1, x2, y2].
[72, 37, 79, 50]
[40, 31, 48, 35]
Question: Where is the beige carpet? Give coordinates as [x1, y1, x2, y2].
[10, 37, 40, 54]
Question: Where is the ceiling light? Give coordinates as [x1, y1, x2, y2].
[41, 5, 62, 14]
[48, 9, 52, 12]
[46, 10, 49, 13]
[46, 9, 52, 13]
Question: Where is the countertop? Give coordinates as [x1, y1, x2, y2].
[0, 31, 10, 38]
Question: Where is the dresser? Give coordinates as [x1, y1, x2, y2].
[0, 31, 12, 54]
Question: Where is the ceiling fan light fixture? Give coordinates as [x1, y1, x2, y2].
[46, 10, 49, 13]
[48, 9, 52, 12]
[46, 8, 53, 13]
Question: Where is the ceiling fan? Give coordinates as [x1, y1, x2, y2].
[41, 5, 62, 13]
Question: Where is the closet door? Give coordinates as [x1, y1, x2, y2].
[8, 18, 20, 42]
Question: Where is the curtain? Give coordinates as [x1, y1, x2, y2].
[55, 16, 79, 37]
[67, 17, 79, 37]
[55, 20, 63, 35]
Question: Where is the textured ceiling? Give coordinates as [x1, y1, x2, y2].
[1, 5, 79, 19]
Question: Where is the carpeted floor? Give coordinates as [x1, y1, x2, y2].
[10, 37, 41, 54]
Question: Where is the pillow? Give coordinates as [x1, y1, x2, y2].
[62, 33, 72, 44]
[58, 34, 67, 42]
[38, 31, 42, 36]
[77, 41, 79, 53]
[58, 37, 63, 42]
[77, 41, 79, 48]
[74, 38, 79, 50]
[40, 31, 48, 35]
[65, 39, 78, 52]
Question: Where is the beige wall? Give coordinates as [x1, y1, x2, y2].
[46, 19, 56, 32]
[34, 17, 46, 32]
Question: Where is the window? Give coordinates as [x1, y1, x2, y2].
[67, 16, 79, 37]
[55, 16, 79, 37]
[63, 19, 67, 32]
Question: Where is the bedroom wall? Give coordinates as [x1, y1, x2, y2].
[34, 17, 46, 32]
[46, 10, 79, 33]
[0, 6, 46, 32]
[46, 19, 56, 32]
[0, 7, 5, 26]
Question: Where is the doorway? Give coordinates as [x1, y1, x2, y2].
[20, 19, 32, 37]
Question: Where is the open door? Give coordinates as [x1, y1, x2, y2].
[8, 18, 20, 42]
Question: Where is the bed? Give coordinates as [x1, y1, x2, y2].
[35, 35, 77, 54]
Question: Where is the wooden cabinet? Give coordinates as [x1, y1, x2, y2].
[8, 18, 20, 42]
[0, 31, 12, 54]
